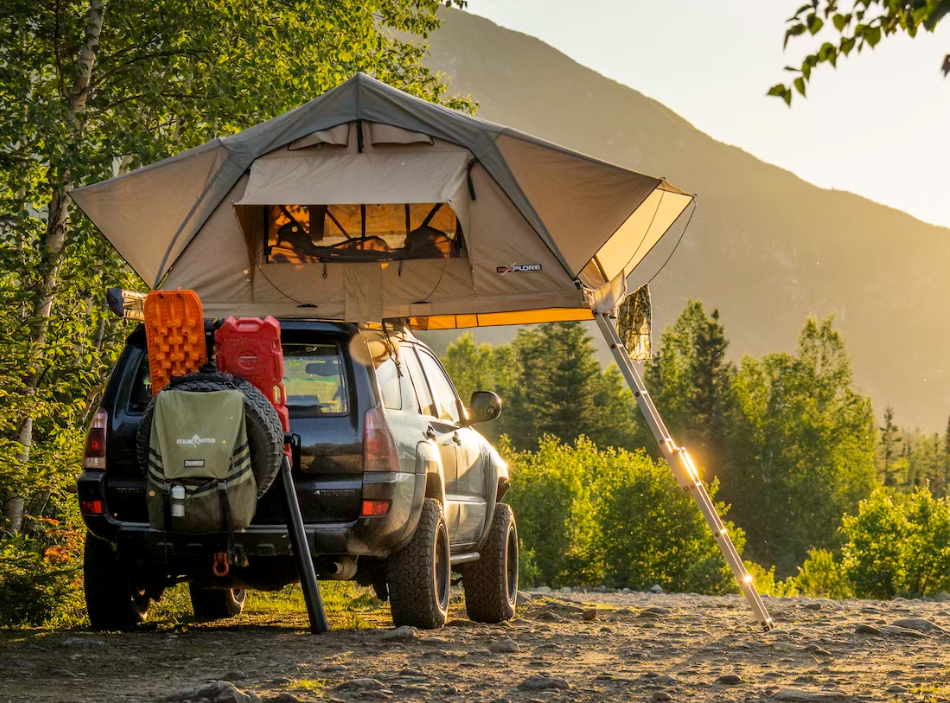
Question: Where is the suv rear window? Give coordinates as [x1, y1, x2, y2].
[283, 343, 348, 415]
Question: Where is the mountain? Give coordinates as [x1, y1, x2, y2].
[419, 9, 950, 432]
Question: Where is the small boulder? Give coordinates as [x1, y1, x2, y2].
[334, 679, 384, 692]
[716, 674, 742, 685]
[265, 695, 300, 703]
[878, 625, 927, 638]
[517, 675, 570, 691]
[380, 626, 417, 642]
[488, 638, 520, 654]
[651, 693, 672, 702]
[892, 618, 943, 633]
[164, 681, 260, 703]
[581, 608, 598, 621]
[650, 584, 665, 594]
[535, 586, 552, 593]
[854, 624, 881, 635]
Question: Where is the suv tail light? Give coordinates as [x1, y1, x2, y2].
[83, 409, 108, 470]
[363, 407, 399, 472]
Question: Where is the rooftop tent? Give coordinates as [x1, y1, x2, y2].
[69, 73, 774, 630]
[69, 73, 692, 324]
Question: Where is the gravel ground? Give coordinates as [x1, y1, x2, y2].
[3, 590, 950, 703]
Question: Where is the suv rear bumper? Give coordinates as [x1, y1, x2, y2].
[78, 470, 425, 561]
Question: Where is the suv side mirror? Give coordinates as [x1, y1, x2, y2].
[467, 391, 502, 425]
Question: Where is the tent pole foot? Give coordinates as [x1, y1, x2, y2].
[278, 455, 329, 634]
[594, 311, 774, 632]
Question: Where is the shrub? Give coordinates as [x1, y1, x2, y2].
[505, 435, 742, 594]
[505, 436, 604, 588]
[0, 534, 81, 627]
[840, 487, 950, 599]
[790, 549, 851, 598]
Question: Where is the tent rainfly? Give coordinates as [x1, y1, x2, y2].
[70, 73, 773, 630]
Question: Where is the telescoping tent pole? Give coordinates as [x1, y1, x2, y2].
[593, 311, 775, 632]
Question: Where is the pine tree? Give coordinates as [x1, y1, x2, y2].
[878, 406, 902, 487]
[646, 300, 734, 476]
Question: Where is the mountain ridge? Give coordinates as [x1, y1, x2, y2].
[421, 9, 950, 431]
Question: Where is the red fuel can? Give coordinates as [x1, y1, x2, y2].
[215, 316, 291, 456]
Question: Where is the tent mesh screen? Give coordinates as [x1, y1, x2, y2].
[264, 203, 464, 263]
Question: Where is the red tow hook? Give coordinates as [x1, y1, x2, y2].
[212, 552, 229, 577]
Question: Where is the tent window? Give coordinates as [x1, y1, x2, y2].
[264, 203, 464, 264]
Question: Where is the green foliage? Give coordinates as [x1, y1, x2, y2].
[878, 407, 903, 487]
[841, 487, 950, 598]
[769, 1, 950, 105]
[442, 323, 647, 451]
[504, 436, 604, 587]
[505, 436, 740, 594]
[0, 531, 83, 627]
[723, 315, 877, 575]
[646, 299, 733, 476]
[788, 549, 852, 598]
[742, 561, 792, 597]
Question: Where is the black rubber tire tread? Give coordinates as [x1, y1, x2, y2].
[188, 585, 246, 620]
[387, 498, 450, 629]
[136, 372, 283, 497]
[462, 503, 518, 623]
[83, 533, 150, 630]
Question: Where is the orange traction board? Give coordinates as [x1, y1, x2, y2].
[143, 289, 208, 395]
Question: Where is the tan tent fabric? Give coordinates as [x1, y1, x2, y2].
[288, 124, 350, 150]
[70, 142, 230, 287]
[70, 73, 694, 328]
[236, 152, 470, 208]
[367, 122, 433, 145]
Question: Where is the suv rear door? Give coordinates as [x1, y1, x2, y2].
[416, 348, 487, 547]
[400, 343, 460, 541]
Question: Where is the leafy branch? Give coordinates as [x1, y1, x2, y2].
[769, 0, 950, 105]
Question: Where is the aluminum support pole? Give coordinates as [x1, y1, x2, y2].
[595, 311, 774, 631]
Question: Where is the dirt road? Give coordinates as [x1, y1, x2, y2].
[3, 590, 949, 702]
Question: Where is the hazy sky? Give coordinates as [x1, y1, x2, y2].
[467, 1, 950, 230]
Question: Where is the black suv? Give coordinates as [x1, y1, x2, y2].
[77, 321, 518, 629]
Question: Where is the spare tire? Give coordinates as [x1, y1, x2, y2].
[137, 372, 283, 498]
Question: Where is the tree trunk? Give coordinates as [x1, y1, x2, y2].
[5, 0, 108, 535]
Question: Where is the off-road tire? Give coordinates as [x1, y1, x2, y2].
[189, 585, 246, 620]
[84, 533, 151, 629]
[461, 503, 518, 623]
[137, 372, 283, 497]
[387, 498, 450, 629]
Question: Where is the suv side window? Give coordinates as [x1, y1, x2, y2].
[375, 357, 402, 410]
[418, 349, 461, 425]
[401, 345, 438, 418]
[128, 352, 152, 414]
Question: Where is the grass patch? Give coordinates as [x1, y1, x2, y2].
[289, 678, 331, 692]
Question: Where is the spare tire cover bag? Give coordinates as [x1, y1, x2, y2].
[138, 372, 282, 498]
